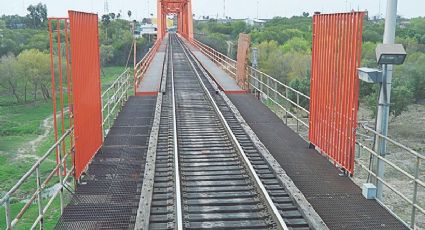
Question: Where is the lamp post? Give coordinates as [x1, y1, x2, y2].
[375, 0, 398, 199]
[358, 43, 406, 200]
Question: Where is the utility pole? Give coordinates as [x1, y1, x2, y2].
[256, 0, 259, 19]
[104, 0, 109, 14]
[147, 0, 150, 18]
[374, 0, 397, 199]
[223, 0, 226, 19]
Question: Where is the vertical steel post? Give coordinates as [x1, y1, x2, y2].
[5, 195, 11, 229]
[107, 96, 111, 130]
[411, 157, 420, 227]
[375, 0, 397, 199]
[296, 94, 300, 133]
[58, 143, 64, 214]
[252, 48, 258, 96]
[285, 89, 289, 124]
[36, 167, 44, 229]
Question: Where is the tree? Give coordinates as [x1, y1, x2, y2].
[101, 14, 111, 41]
[0, 19, 6, 29]
[100, 45, 114, 67]
[109, 12, 116, 20]
[281, 37, 310, 54]
[128, 10, 132, 19]
[302, 12, 309, 17]
[0, 54, 22, 103]
[17, 49, 50, 101]
[26, 3, 47, 28]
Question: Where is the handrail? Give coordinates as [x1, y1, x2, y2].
[1, 127, 74, 230]
[101, 68, 132, 136]
[191, 39, 237, 77]
[192, 38, 425, 228]
[360, 124, 425, 160]
[134, 39, 162, 91]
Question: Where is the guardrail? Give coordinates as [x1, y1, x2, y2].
[0, 128, 74, 230]
[191, 39, 237, 78]
[101, 68, 132, 136]
[355, 124, 425, 228]
[248, 66, 310, 138]
[192, 38, 425, 229]
[0, 68, 133, 230]
[134, 39, 161, 92]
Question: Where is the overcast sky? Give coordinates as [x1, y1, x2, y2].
[0, 0, 423, 20]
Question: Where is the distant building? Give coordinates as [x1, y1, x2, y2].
[139, 24, 157, 35]
[244, 18, 266, 26]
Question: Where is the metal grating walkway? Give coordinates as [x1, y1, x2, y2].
[55, 96, 157, 230]
[228, 94, 408, 230]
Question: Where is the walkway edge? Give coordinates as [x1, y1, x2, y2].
[134, 41, 169, 229]
[193, 57, 329, 229]
[133, 91, 162, 230]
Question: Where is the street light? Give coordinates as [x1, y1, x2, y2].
[358, 44, 406, 82]
[376, 43, 407, 65]
[357, 43, 406, 200]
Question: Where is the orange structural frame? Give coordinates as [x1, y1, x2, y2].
[309, 12, 364, 174]
[157, 0, 193, 40]
[236, 33, 250, 90]
[68, 11, 103, 179]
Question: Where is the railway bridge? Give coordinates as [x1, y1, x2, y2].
[1, 2, 424, 230]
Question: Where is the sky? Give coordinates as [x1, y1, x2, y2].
[0, 0, 423, 20]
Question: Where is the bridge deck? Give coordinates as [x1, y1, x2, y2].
[55, 96, 156, 229]
[184, 39, 245, 93]
[136, 36, 168, 96]
[228, 94, 407, 230]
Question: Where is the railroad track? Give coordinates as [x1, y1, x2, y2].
[136, 34, 312, 230]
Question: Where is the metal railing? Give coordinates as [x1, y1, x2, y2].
[101, 68, 132, 136]
[0, 128, 74, 230]
[355, 124, 425, 228]
[248, 67, 310, 138]
[191, 39, 237, 78]
[134, 39, 161, 91]
[192, 39, 425, 229]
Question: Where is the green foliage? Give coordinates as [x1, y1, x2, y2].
[395, 52, 425, 101]
[195, 15, 425, 118]
[99, 18, 150, 66]
[390, 81, 413, 117]
[288, 76, 310, 109]
[364, 80, 414, 118]
[281, 37, 310, 54]
[0, 49, 51, 103]
[26, 3, 47, 29]
[256, 40, 310, 83]
[195, 33, 228, 54]
[100, 45, 114, 67]
[363, 30, 382, 43]
[0, 29, 49, 57]
[0, 54, 21, 102]
[250, 16, 311, 45]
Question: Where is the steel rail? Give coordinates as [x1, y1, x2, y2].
[170, 36, 184, 230]
[175, 34, 289, 230]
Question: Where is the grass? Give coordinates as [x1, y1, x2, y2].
[101, 66, 128, 90]
[0, 66, 126, 228]
[0, 194, 71, 230]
